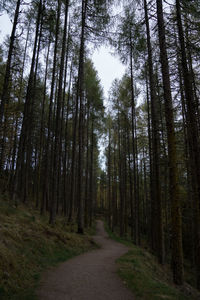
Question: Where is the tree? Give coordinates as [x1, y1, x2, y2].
[156, 0, 183, 285]
[144, 0, 164, 264]
[49, 0, 69, 225]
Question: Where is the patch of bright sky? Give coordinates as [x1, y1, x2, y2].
[91, 3, 126, 100]
[91, 45, 126, 99]
[90, 5, 127, 169]
[0, 14, 12, 43]
[91, 45, 126, 168]
[91, 44, 127, 168]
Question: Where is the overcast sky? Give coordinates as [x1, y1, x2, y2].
[91, 46, 126, 98]
[0, 14, 12, 41]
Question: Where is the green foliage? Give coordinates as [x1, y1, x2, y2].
[106, 225, 200, 300]
[87, 0, 111, 42]
[112, 4, 146, 66]
[84, 58, 104, 111]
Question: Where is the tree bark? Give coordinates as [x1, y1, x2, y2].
[49, 0, 69, 224]
[156, 0, 183, 285]
[144, 0, 164, 264]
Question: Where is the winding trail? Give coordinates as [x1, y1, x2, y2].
[37, 220, 134, 300]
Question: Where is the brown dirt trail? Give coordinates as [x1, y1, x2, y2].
[37, 220, 134, 300]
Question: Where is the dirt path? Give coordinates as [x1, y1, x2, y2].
[37, 220, 134, 300]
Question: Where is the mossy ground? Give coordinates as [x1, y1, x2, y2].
[106, 225, 200, 300]
[0, 197, 97, 300]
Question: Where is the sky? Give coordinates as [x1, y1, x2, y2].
[0, 14, 12, 41]
[91, 46, 126, 99]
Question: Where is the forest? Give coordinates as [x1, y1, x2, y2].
[0, 0, 200, 295]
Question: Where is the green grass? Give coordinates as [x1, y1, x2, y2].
[0, 199, 97, 300]
[106, 225, 200, 300]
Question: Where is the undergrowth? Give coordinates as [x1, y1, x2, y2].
[0, 198, 97, 300]
[105, 224, 200, 300]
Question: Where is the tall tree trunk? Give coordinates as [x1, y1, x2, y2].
[144, 0, 164, 264]
[49, 0, 69, 224]
[156, 0, 183, 285]
[63, 62, 72, 216]
[107, 120, 112, 229]
[41, 0, 61, 215]
[23, 0, 43, 203]
[12, 0, 43, 204]
[145, 71, 154, 248]
[127, 131, 134, 240]
[130, 39, 138, 245]
[0, 0, 21, 131]
[89, 115, 94, 227]
[37, 35, 51, 208]
[77, 0, 88, 234]
[10, 22, 30, 196]
[84, 107, 89, 227]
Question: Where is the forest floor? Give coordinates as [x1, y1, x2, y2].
[37, 219, 134, 300]
[106, 227, 200, 300]
[37, 220, 200, 300]
[0, 198, 97, 299]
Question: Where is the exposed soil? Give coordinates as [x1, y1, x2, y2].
[37, 220, 134, 300]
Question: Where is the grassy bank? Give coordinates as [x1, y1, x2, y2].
[106, 226, 200, 300]
[0, 199, 97, 300]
